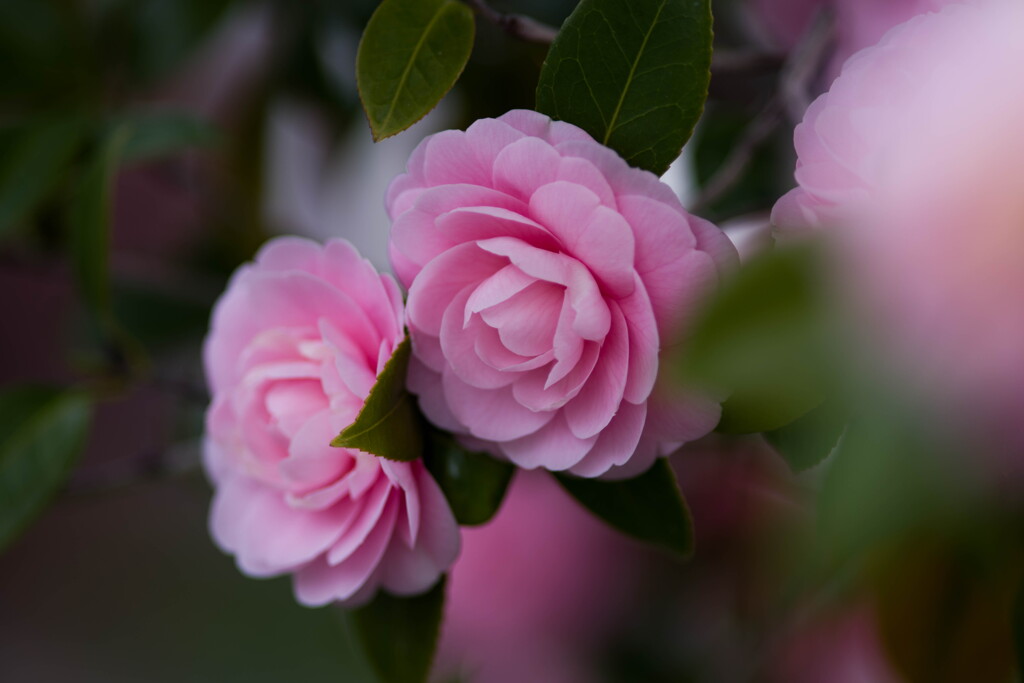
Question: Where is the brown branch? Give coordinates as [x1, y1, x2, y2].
[692, 10, 835, 213]
[691, 99, 784, 214]
[462, 0, 559, 45]
[64, 440, 203, 497]
[779, 8, 836, 125]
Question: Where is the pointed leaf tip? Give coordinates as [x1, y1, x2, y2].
[333, 336, 424, 462]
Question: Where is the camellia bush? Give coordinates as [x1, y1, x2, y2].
[2, 0, 1024, 681]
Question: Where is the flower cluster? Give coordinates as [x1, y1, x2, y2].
[201, 0, 1024, 621]
[202, 112, 733, 604]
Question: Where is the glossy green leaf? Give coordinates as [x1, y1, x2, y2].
[555, 459, 693, 557]
[764, 400, 847, 473]
[673, 243, 836, 434]
[536, 0, 713, 175]
[425, 432, 514, 526]
[116, 111, 219, 161]
[350, 579, 446, 683]
[356, 0, 475, 140]
[332, 336, 423, 461]
[0, 116, 88, 238]
[0, 386, 92, 552]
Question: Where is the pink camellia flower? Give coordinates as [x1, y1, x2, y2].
[387, 110, 737, 478]
[203, 237, 460, 606]
[772, 0, 1024, 446]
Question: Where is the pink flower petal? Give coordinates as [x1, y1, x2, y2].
[443, 370, 556, 441]
[327, 476, 395, 565]
[563, 305, 630, 439]
[423, 129, 493, 187]
[440, 206, 559, 253]
[293, 494, 400, 606]
[530, 182, 636, 298]
[407, 358, 464, 433]
[556, 156, 617, 208]
[211, 474, 356, 578]
[569, 401, 648, 477]
[406, 243, 506, 336]
[617, 279, 660, 404]
[441, 286, 519, 389]
[492, 136, 561, 200]
[502, 413, 597, 470]
[278, 410, 352, 490]
[465, 264, 538, 326]
[478, 281, 562, 358]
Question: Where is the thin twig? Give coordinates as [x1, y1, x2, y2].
[463, 0, 559, 45]
[779, 8, 836, 125]
[65, 439, 203, 497]
[149, 374, 209, 406]
[711, 49, 785, 78]
[691, 99, 784, 214]
[691, 9, 835, 213]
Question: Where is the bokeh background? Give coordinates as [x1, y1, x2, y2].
[2, 1, 1021, 682]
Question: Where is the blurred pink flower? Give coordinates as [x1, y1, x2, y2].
[751, 0, 956, 78]
[773, 606, 900, 683]
[203, 237, 459, 606]
[772, 0, 1024, 437]
[750, 0, 823, 50]
[437, 470, 642, 683]
[388, 110, 736, 478]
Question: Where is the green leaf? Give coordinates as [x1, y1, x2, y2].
[672, 243, 836, 434]
[115, 111, 219, 161]
[0, 386, 92, 552]
[350, 579, 446, 683]
[555, 459, 693, 557]
[69, 127, 132, 320]
[356, 0, 475, 141]
[536, 0, 713, 175]
[424, 432, 514, 526]
[332, 336, 423, 461]
[764, 400, 847, 473]
[0, 116, 88, 238]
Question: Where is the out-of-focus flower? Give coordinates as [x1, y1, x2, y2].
[750, 0, 824, 50]
[203, 237, 459, 606]
[773, 606, 901, 683]
[772, 0, 1024, 441]
[437, 469, 642, 683]
[388, 110, 737, 478]
[751, 0, 956, 79]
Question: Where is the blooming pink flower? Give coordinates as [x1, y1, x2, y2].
[387, 110, 737, 478]
[203, 237, 459, 606]
[772, 0, 1024, 438]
